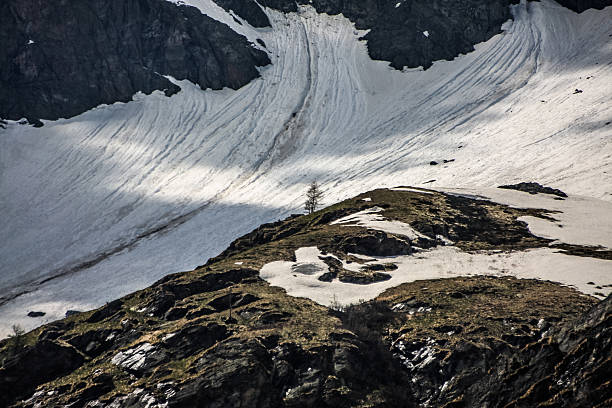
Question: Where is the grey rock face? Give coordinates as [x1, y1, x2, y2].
[218, 0, 517, 70]
[0, 340, 85, 407]
[0, 0, 270, 124]
[461, 294, 612, 407]
[213, 0, 272, 27]
[555, 0, 612, 12]
[498, 182, 568, 198]
[216, 0, 612, 71]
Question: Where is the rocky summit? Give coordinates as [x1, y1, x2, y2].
[1, 188, 610, 407]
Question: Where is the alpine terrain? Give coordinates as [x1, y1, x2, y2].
[0, 0, 611, 406]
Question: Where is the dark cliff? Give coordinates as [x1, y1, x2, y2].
[3, 0, 610, 124]
[556, 0, 612, 12]
[0, 0, 270, 124]
[220, 0, 517, 70]
[217, 0, 611, 70]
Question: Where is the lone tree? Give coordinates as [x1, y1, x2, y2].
[305, 181, 323, 214]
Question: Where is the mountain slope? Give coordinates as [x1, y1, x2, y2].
[0, 0, 270, 123]
[0, 187, 609, 407]
[0, 0, 611, 338]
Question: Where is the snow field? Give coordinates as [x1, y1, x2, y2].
[260, 245, 611, 308]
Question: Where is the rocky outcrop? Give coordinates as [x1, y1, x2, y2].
[219, 0, 517, 70]
[355, 277, 610, 407]
[213, 0, 273, 27]
[0, 0, 270, 124]
[332, 230, 413, 257]
[499, 181, 568, 198]
[0, 340, 84, 407]
[1, 188, 610, 407]
[213, 0, 612, 71]
[5, 0, 609, 124]
[462, 293, 612, 407]
[555, 0, 612, 12]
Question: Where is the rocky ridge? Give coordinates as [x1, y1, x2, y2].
[216, 0, 612, 71]
[0, 187, 610, 407]
[4, 0, 610, 124]
[218, 0, 517, 70]
[0, 0, 269, 124]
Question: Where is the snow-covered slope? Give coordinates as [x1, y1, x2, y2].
[260, 187, 612, 308]
[1, 0, 611, 337]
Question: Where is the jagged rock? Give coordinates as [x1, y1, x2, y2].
[360, 263, 398, 272]
[86, 299, 123, 323]
[164, 306, 189, 321]
[334, 230, 412, 257]
[219, 0, 516, 70]
[111, 343, 169, 375]
[89, 387, 169, 408]
[448, 295, 612, 407]
[0, 340, 84, 406]
[144, 268, 258, 316]
[317, 256, 343, 282]
[556, 0, 612, 12]
[338, 271, 392, 285]
[0, 0, 270, 123]
[498, 182, 568, 198]
[65, 375, 114, 407]
[208, 292, 260, 312]
[65, 310, 82, 318]
[212, 0, 272, 27]
[256, 311, 292, 326]
[66, 329, 118, 357]
[162, 323, 230, 359]
[170, 338, 278, 407]
[317, 272, 337, 282]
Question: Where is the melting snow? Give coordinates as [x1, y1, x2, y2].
[441, 187, 612, 249]
[261, 245, 611, 308]
[331, 207, 430, 242]
[389, 187, 434, 194]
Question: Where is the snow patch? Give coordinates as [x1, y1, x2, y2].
[331, 207, 430, 242]
[441, 188, 612, 249]
[261, 245, 612, 308]
[389, 187, 433, 194]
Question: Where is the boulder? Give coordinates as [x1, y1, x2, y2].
[0, 340, 84, 406]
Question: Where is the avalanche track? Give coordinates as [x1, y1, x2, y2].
[0, 0, 611, 336]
